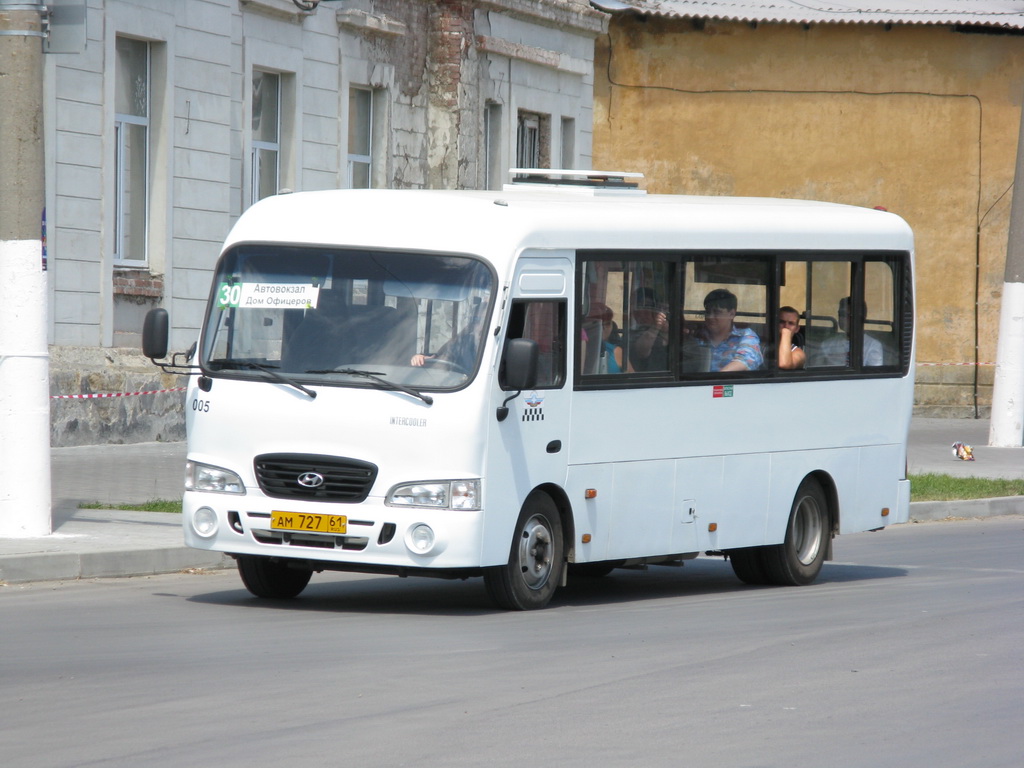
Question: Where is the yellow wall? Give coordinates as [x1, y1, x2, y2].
[594, 17, 1024, 415]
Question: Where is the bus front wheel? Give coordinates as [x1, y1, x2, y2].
[237, 555, 312, 599]
[762, 477, 830, 586]
[484, 494, 564, 610]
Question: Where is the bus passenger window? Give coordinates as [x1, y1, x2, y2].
[682, 257, 768, 375]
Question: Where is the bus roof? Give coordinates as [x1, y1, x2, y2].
[223, 188, 914, 261]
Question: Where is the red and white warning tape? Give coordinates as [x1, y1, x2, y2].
[51, 387, 187, 400]
[918, 362, 995, 367]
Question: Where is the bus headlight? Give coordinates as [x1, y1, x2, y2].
[185, 461, 245, 494]
[192, 506, 219, 537]
[386, 479, 480, 510]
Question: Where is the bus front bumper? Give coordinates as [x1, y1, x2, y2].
[182, 492, 492, 571]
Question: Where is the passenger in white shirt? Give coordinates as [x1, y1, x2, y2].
[815, 296, 884, 367]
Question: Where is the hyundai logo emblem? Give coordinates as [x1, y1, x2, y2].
[297, 472, 325, 488]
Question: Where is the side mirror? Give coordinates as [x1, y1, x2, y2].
[142, 308, 169, 360]
[502, 337, 539, 391]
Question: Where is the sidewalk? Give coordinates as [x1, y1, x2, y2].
[1, 442, 230, 585]
[1, 418, 1021, 585]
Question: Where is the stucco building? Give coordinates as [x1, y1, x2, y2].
[591, 0, 1024, 416]
[44, 0, 604, 444]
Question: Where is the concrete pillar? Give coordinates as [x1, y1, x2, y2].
[0, 1, 51, 536]
[989, 88, 1024, 447]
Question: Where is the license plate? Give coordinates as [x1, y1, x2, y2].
[271, 511, 347, 534]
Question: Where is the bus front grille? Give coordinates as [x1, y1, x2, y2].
[252, 531, 370, 551]
[254, 453, 378, 503]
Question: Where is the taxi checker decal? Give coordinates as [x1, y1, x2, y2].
[523, 391, 544, 422]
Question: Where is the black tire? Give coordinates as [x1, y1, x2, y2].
[237, 555, 312, 599]
[727, 547, 770, 585]
[484, 494, 564, 610]
[761, 477, 830, 586]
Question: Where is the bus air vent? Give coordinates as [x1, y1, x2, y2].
[254, 453, 378, 503]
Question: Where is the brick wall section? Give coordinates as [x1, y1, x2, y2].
[113, 270, 164, 298]
[430, 0, 471, 110]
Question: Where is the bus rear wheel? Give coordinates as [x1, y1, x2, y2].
[727, 547, 770, 585]
[237, 555, 312, 599]
[484, 493, 564, 610]
[761, 477, 830, 586]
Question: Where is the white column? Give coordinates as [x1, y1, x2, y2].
[989, 281, 1024, 446]
[0, 239, 51, 536]
[0, 2, 51, 536]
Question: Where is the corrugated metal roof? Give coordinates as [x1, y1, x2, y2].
[590, 1, 1024, 29]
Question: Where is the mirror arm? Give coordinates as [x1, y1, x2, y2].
[496, 389, 521, 422]
[149, 348, 203, 377]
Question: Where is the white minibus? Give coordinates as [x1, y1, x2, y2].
[144, 172, 915, 609]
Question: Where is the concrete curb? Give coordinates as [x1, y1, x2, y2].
[0, 548, 232, 585]
[908, 496, 1024, 522]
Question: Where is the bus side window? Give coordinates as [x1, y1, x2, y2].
[503, 300, 566, 389]
[682, 257, 768, 375]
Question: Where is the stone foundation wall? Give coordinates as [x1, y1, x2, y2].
[913, 362, 993, 419]
[49, 346, 187, 447]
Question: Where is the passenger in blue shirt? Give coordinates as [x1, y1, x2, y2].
[691, 288, 763, 372]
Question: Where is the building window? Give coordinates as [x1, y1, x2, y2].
[348, 87, 373, 188]
[517, 110, 550, 170]
[485, 102, 503, 189]
[114, 37, 149, 265]
[252, 70, 281, 204]
[560, 117, 575, 170]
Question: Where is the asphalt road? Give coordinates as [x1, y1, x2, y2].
[2, 517, 1021, 768]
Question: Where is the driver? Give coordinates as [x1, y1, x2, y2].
[410, 311, 483, 370]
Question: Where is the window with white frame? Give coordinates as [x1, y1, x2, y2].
[252, 70, 281, 204]
[348, 87, 373, 188]
[517, 110, 550, 170]
[114, 37, 150, 265]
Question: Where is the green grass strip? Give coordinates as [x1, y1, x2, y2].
[909, 473, 1024, 502]
[79, 499, 182, 514]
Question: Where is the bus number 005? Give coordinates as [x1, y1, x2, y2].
[192, 399, 210, 413]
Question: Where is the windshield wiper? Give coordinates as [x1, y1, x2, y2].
[209, 360, 316, 399]
[310, 368, 433, 405]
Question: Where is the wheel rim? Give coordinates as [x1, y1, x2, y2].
[791, 494, 824, 566]
[517, 514, 554, 590]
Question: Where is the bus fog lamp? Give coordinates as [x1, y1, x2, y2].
[192, 507, 219, 537]
[406, 524, 436, 554]
[186, 461, 245, 494]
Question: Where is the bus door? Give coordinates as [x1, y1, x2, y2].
[491, 255, 572, 505]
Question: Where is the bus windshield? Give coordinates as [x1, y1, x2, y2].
[201, 245, 495, 391]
